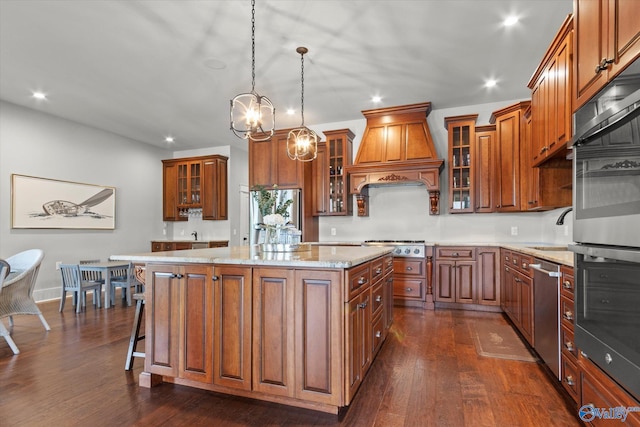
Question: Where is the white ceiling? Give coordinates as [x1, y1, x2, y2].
[0, 0, 572, 151]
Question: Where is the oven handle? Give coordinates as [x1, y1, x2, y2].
[569, 244, 640, 263]
[573, 98, 640, 147]
[529, 264, 561, 277]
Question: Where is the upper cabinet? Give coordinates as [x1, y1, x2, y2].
[573, 0, 640, 111]
[491, 101, 531, 212]
[249, 128, 309, 189]
[528, 15, 573, 166]
[445, 115, 477, 213]
[162, 155, 228, 221]
[474, 124, 497, 213]
[312, 129, 354, 216]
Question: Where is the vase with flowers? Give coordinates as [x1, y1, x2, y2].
[252, 185, 294, 246]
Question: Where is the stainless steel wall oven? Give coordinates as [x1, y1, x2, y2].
[570, 57, 640, 401]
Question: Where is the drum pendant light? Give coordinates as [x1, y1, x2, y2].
[287, 47, 317, 161]
[230, 0, 275, 141]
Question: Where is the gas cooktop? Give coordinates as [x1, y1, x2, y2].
[362, 240, 426, 258]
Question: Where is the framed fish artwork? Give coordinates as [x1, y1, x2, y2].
[11, 174, 116, 229]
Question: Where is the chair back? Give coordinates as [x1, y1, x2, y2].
[79, 259, 103, 283]
[4, 249, 44, 297]
[59, 264, 82, 291]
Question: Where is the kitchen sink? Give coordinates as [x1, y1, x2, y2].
[527, 246, 569, 251]
[191, 242, 209, 249]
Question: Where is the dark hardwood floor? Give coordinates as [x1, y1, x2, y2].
[0, 297, 582, 426]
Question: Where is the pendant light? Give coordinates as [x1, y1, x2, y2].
[230, 0, 275, 141]
[287, 47, 317, 161]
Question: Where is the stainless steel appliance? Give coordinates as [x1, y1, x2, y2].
[249, 188, 301, 245]
[530, 259, 561, 380]
[572, 58, 640, 248]
[362, 240, 426, 258]
[570, 57, 640, 401]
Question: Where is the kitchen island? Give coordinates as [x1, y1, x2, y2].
[111, 245, 394, 414]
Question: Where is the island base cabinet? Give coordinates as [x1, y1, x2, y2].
[252, 268, 295, 397]
[213, 266, 252, 390]
[144, 264, 213, 383]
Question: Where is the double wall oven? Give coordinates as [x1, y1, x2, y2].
[570, 57, 640, 401]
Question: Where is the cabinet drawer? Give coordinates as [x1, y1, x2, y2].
[383, 255, 394, 275]
[561, 353, 580, 402]
[371, 258, 385, 282]
[371, 312, 385, 357]
[561, 265, 574, 299]
[392, 258, 425, 276]
[560, 294, 575, 330]
[370, 280, 384, 318]
[436, 247, 475, 260]
[510, 252, 533, 277]
[561, 324, 578, 360]
[346, 262, 371, 298]
[393, 278, 423, 299]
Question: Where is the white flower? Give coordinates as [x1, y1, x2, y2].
[263, 213, 286, 226]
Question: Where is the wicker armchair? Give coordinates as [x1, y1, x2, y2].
[0, 249, 50, 355]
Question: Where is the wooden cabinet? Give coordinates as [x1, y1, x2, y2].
[474, 125, 496, 213]
[529, 16, 573, 166]
[162, 155, 228, 221]
[500, 249, 534, 345]
[445, 115, 477, 213]
[476, 247, 501, 306]
[434, 247, 476, 304]
[573, 0, 640, 111]
[392, 258, 426, 303]
[559, 265, 580, 403]
[212, 265, 252, 390]
[144, 264, 213, 382]
[249, 128, 309, 189]
[150, 241, 229, 252]
[313, 129, 354, 216]
[491, 101, 531, 212]
[346, 287, 371, 399]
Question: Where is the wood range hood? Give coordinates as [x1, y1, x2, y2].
[344, 102, 445, 215]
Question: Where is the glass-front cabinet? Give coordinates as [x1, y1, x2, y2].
[313, 129, 354, 216]
[445, 115, 477, 213]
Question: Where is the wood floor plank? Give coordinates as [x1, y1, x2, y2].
[0, 299, 583, 426]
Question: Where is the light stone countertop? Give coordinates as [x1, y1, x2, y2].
[431, 242, 574, 267]
[111, 245, 393, 269]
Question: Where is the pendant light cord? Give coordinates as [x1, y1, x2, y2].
[300, 51, 305, 126]
[251, 0, 256, 93]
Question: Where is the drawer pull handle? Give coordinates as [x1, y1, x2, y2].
[170, 273, 184, 279]
[358, 277, 367, 285]
[564, 341, 574, 352]
[358, 301, 368, 309]
[563, 280, 572, 289]
[375, 295, 382, 303]
[406, 266, 413, 271]
[375, 267, 383, 275]
[564, 375, 575, 386]
[563, 311, 573, 321]
[452, 252, 459, 257]
[522, 263, 528, 269]
[513, 259, 517, 265]
[375, 331, 382, 338]
[406, 287, 413, 292]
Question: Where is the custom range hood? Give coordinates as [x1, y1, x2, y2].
[344, 102, 444, 216]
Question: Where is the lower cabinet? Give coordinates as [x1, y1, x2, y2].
[500, 249, 534, 345]
[145, 264, 213, 382]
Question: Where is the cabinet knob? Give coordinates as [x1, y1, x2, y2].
[564, 375, 575, 386]
[375, 267, 383, 275]
[212, 275, 219, 281]
[564, 341, 574, 352]
[358, 276, 367, 285]
[595, 57, 614, 72]
[406, 287, 413, 292]
[406, 266, 413, 271]
[563, 280, 572, 289]
[170, 273, 184, 279]
[375, 331, 382, 338]
[522, 263, 528, 269]
[358, 301, 368, 309]
[563, 311, 573, 321]
[452, 252, 459, 257]
[375, 295, 382, 303]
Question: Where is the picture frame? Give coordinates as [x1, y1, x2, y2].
[11, 174, 116, 229]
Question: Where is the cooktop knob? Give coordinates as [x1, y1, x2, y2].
[414, 248, 420, 254]
[404, 248, 410, 254]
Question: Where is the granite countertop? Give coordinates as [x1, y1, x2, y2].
[111, 245, 393, 269]
[151, 239, 229, 243]
[432, 242, 573, 266]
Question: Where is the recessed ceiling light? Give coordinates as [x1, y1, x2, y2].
[503, 16, 519, 27]
[286, 108, 295, 115]
[165, 136, 174, 143]
[485, 79, 497, 88]
[32, 91, 47, 100]
[371, 96, 382, 103]
[203, 58, 227, 70]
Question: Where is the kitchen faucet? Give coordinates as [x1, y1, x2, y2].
[555, 207, 573, 225]
[191, 231, 198, 241]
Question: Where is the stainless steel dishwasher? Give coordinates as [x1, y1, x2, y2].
[530, 258, 561, 380]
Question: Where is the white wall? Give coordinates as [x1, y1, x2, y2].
[0, 100, 171, 301]
[309, 100, 574, 245]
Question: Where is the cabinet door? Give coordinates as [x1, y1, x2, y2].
[203, 157, 228, 220]
[434, 261, 455, 302]
[180, 265, 213, 383]
[495, 110, 521, 211]
[213, 265, 252, 390]
[531, 74, 547, 165]
[346, 293, 364, 400]
[274, 132, 305, 188]
[252, 268, 295, 397]
[145, 264, 181, 377]
[294, 269, 342, 406]
[518, 272, 534, 346]
[249, 139, 275, 187]
[311, 143, 329, 215]
[455, 261, 476, 304]
[163, 162, 180, 221]
[502, 265, 517, 323]
[607, 0, 640, 78]
[383, 273, 394, 331]
[549, 32, 572, 158]
[477, 248, 501, 306]
[474, 126, 495, 213]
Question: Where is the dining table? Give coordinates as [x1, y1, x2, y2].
[78, 260, 130, 309]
